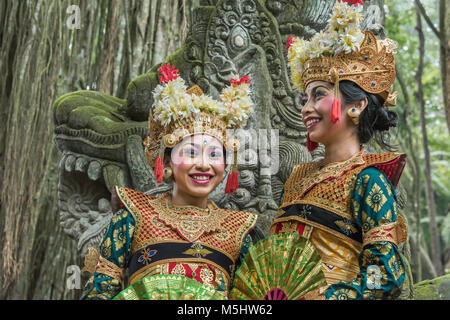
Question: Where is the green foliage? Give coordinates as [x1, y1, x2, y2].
[441, 213, 450, 246]
[385, 0, 450, 272]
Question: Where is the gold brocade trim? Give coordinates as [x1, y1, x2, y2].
[151, 193, 230, 242]
[271, 216, 362, 283]
[115, 186, 257, 268]
[114, 185, 149, 223]
[282, 149, 365, 207]
[281, 151, 405, 220]
[271, 215, 362, 248]
[302, 286, 327, 300]
[299, 31, 396, 102]
[320, 256, 360, 275]
[129, 263, 166, 282]
[322, 269, 358, 286]
[278, 221, 299, 234]
[285, 199, 356, 221]
[303, 225, 313, 238]
[129, 258, 231, 287]
[310, 227, 361, 285]
[82, 247, 100, 274]
[131, 239, 236, 263]
[95, 255, 124, 282]
[363, 215, 407, 247]
[269, 220, 313, 239]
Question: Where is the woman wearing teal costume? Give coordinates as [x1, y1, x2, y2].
[81, 65, 257, 300]
[270, 0, 408, 300]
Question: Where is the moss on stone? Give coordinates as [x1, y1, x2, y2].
[54, 90, 125, 124]
[413, 274, 450, 300]
[123, 45, 190, 121]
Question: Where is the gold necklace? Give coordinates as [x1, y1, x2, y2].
[288, 149, 365, 200]
[151, 193, 230, 242]
[317, 148, 365, 170]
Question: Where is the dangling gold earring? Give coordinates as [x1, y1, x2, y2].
[347, 107, 360, 125]
[163, 167, 172, 180]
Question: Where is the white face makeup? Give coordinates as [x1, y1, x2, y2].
[169, 134, 225, 203]
[301, 81, 351, 146]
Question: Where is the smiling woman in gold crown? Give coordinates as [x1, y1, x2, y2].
[81, 64, 257, 300]
[270, 0, 408, 299]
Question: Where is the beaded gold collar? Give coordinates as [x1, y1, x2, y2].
[315, 149, 365, 171]
[283, 149, 365, 203]
[150, 193, 230, 242]
[303, 149, 365, 190]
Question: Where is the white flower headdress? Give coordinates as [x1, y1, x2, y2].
[287, 0, 397, 131]
[152, 64, 253, 129]
[144, 64, 255, 193]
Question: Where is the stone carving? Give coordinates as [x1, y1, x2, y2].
[52, 0, 386, 256]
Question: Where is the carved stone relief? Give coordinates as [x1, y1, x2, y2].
[53, 0, 386, 255]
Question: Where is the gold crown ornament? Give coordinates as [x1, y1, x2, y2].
[287, 0, 398, 128]
[143, 64, 254, 194]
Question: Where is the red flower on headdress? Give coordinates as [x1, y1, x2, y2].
[339, 0, 363, 5]
[286, 36, 296, 50]
[229, 75, 251, 87]
[158, 64, 179, 84]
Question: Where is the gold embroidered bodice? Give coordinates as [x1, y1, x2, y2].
[116, 187, 257, 292]
[271, 150, 405, 285]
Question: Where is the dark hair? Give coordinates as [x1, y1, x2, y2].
[339, 80, 398, 151]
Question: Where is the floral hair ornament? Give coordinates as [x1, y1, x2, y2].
[144, 64, 254, 193]
[287, 0, 398, 125]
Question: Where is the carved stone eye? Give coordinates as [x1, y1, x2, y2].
[234, 35, 245, 47]
[229, 25, 249, 52]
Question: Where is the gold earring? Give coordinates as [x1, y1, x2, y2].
[347, 107, 360, 125]
[163, 167, 172, 179]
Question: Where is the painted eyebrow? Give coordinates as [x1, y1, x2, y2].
[305, 85, 329, 97]
[183, 142, 201, 148]
[182, 141, 222, 150]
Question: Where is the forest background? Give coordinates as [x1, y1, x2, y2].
[0, 0, 449, 299]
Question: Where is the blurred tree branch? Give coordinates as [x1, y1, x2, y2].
[414, 0, 441, 40]
[414, 2, 444, 276]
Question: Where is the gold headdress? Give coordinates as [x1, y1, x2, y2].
[143, 64, 254, 194]
[287, 0, 398, 127]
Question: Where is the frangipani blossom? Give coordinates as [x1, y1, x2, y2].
[153, 65, 253, 128]
[287, 0, 364, 90]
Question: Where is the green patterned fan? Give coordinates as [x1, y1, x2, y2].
[114, 274, 226, 300]
[230, 233, 327, 300]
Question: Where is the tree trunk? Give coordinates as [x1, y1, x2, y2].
[415, 3, 443, 276]
[0, 1, 79, 298]
[0, 0, 193, 299]
[98, 0, 122, 95]
[396, 66, 423, 281]
[440, 0, 450, 133]
[409, 235, 438, 281]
